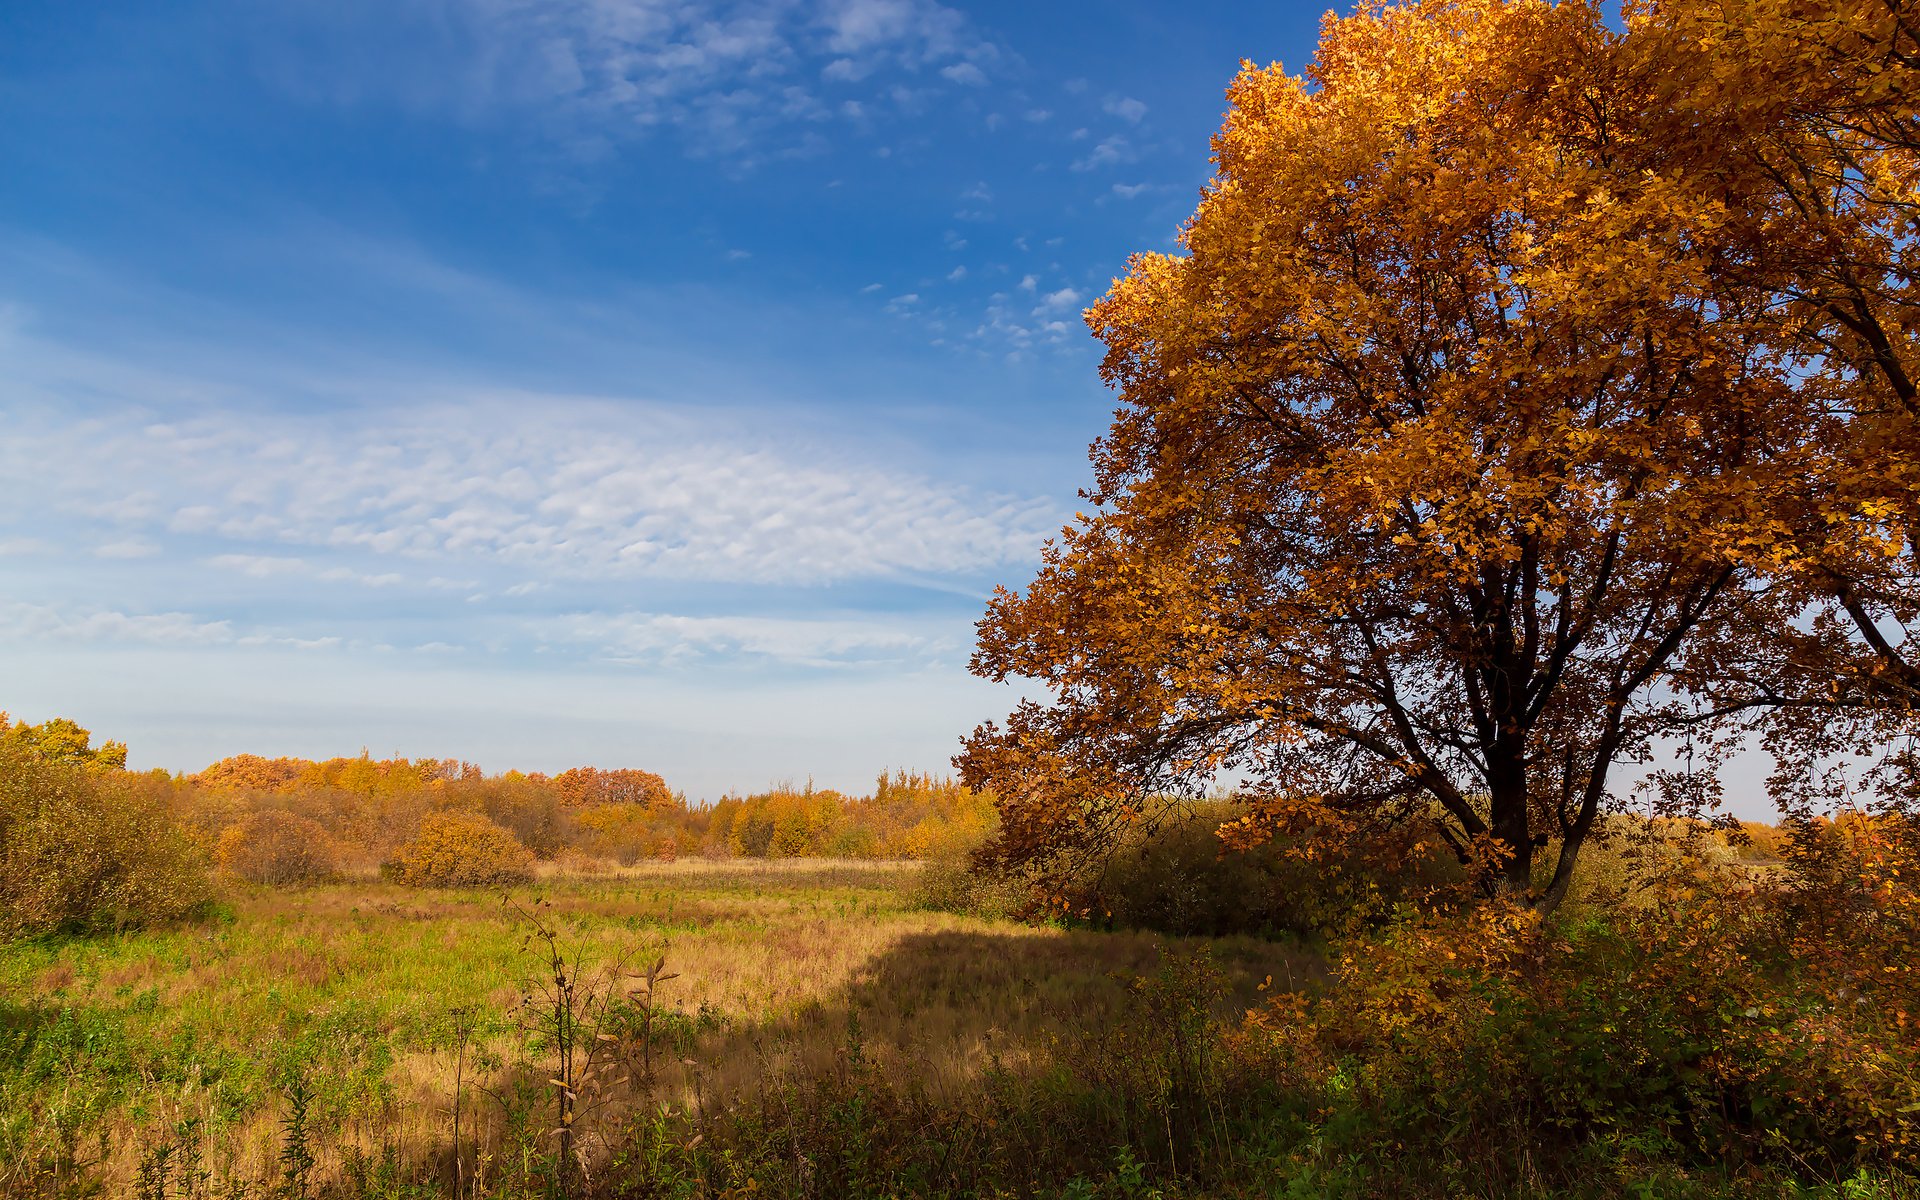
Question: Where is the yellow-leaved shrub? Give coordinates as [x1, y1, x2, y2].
[383, 809, 534, 888]
[0, 741, 212, 938]
[215, 808, 337, 885]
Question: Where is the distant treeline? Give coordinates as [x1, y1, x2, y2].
[184, 750, 996, 870]
[3, 710, 1001, 923]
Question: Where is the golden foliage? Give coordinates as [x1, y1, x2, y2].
[0, 711, 128, 770]
[383, 810, 535, 888]
[1237, 810, 1920, 1167]
[548, 766, 674, 810]
[960, 0, 1919, 906]
[0, 737, 209, 938]
[705, 773, 998, 860]
[183, 750, 988, 872]
[215, 808, 337, 886]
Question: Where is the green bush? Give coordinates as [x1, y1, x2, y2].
[910, 848, 1029, 919]
[0, 742, 213, 939]
[1087, 801, 1458, 938]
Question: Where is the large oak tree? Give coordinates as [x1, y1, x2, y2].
[958, 0, 1919, 906]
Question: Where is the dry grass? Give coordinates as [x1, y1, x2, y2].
[0, 859, 1318, 1195]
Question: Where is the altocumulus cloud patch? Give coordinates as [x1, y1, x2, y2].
[537, 609, 955, 669]
[1, 401, 1061, 586]
[251, 0, 1003, 158]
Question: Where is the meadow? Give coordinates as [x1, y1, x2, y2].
[1, 859, 1313, 1198]
[4, 713, 1919, 1198]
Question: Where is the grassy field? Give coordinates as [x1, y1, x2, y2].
[1, 859, 1316, 1196]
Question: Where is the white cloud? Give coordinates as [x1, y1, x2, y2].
[0, 602, 339, 651]
[258, 0, 999, 158]
[1036, 286, 1083, 312]
[207, 554, 418, 589]
[544, 609, 946, 668]
[1071, 134, 1132, 172]
[0, 604, 232, 646]
[94, 538, 160, 559]
[3, 399, 1058, 588]
[946, 265, 967, 281]
[206, 554, 309, 579]
[1111, 182, 1151, 199]
[1103, 96, 1148, 123]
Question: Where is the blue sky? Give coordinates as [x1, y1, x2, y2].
[0, 0, 1332, 797]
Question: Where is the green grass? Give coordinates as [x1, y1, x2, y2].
[4, 860, 1913, 1199]
[0, 860, 1308, 1195]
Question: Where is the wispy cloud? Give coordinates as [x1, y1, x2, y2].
[1071, 134, 1133, 172]
[0, 602, 340, 650]
[254, 0, 1004, 158]
[206, 553, 420, 589]
[542, 609, 949, 668]
[94, 538, 161, 560]
[3, 399, 1059, 587]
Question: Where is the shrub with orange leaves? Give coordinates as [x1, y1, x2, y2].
[215, 808, 337, 886]
[383, 810, 534, 888]
[1233, 812, 1920, 1173]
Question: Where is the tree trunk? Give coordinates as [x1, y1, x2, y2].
[1486, 742, 1533, 895]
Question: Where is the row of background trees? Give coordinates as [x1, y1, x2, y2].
[0, 710, 998, 921]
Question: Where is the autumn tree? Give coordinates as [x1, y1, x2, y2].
[958, 0, 1918, 905]
[549, 766, 675, 810]
[193, 753, 310, 792]
[1627, 0, 1920, 798]
[0, 712, 128, 770]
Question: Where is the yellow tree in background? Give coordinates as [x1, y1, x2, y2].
[959, 0, 1918, 905]
[0, 713, 128, 770]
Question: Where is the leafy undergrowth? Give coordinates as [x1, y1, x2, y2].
[3, 818, 1915, 1199]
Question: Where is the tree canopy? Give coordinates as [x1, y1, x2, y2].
[958, 0, 1919, 905]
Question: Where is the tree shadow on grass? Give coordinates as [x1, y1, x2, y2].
[474, 926, 1334, 1196]
[636, 923, 1324, 1107]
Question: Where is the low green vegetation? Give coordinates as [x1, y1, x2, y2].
[3, 827, 1916, 1199]
[2, 715, 1916, 1196]
[1, 862, 1308, 1197]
